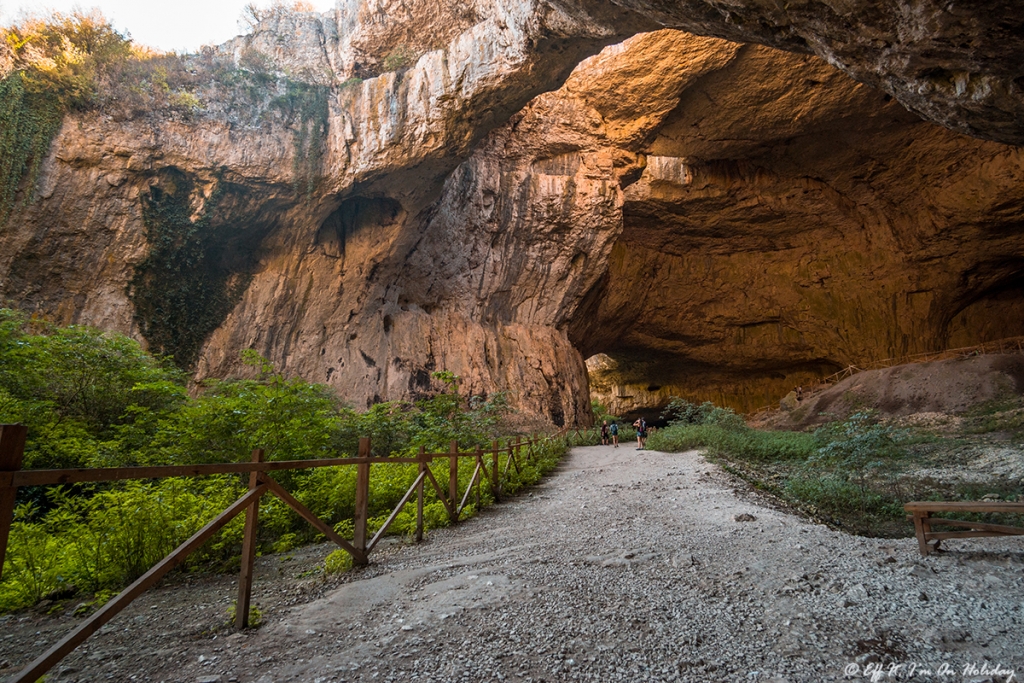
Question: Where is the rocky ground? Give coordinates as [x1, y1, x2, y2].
[2, 445, 1022, 683]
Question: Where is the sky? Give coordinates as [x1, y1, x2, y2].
[0, 0, 334, 53]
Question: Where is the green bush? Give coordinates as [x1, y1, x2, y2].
[0, 310, 566, 612]
[809, 412, 906, 472]
[323, 549, 352, 574]
[647, 422, 815, 461]
[0, 309, 186, 474]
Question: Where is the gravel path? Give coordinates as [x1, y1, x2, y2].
[3, 446, 1022, 683]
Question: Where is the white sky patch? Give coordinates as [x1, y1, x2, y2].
[0, 0, 334, 53]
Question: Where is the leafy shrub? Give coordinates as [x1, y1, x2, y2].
[0, 311, 566, 612]
[227, 601, 263, 628]
[323, 549, 352, 574]
[660, 397, 746, 430]
[0, 309, 186, 474]
[808, 411, 907, 478]
[660, 397, 714, 426]
[145, 351, 343, 466]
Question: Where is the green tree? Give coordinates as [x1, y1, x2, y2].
[145, 351, 341, 465]
[1, 11, 133, 225]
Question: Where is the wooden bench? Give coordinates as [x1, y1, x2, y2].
[905, 501, 1024, 556]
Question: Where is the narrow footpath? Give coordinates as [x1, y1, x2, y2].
[3, 446, 1022, 683]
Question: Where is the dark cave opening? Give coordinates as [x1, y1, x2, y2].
[315, 196, 403, 260]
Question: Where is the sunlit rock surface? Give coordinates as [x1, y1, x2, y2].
[3, 0, 1024, 425]
[577, 43, 1024, 415]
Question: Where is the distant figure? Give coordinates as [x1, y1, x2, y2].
[600, 420, 609, 445]
[796, 386, 804, 402]
[610, 421, 619, 447]
[633, 417, 647, 450]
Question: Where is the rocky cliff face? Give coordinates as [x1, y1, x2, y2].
[2, 1, 1024, 426]
[578, 42, 1024, 415]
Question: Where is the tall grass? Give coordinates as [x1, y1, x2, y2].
[645, 399, 915, 536]
[647, 423, 815, 461]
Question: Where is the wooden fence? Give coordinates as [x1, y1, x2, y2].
[815, 335, 1024, 388]
[0, 425, 552, 683]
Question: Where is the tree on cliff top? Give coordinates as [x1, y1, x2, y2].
[0, 10, 211, 226]
[1, 11, 134, 226]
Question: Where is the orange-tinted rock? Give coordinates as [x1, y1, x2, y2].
[578, 44, 1024, 416]
[3, 1, 1024, 426]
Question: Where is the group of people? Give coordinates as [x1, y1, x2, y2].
[599, 417, 648, 450]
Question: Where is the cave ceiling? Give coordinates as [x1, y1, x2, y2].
[2, 1, 1024, 425]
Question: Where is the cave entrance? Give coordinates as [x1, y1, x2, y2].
[583, 351, 839, 423]
[574, 225, 1024, 422]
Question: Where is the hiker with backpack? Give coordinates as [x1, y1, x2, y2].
[633, 417, 647, 450]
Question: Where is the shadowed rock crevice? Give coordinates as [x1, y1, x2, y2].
[315, 196, 404, 260]
[129, 168, 283, 369]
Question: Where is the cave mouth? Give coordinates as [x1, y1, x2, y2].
[584, 351, 841, 422]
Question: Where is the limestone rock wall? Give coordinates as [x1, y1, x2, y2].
[580, 44, 1024, 416]
[196, 30, 712, 425]
[3, 0, 1024, 426]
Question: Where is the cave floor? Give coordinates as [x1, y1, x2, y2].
[2, 446, 1021, 683]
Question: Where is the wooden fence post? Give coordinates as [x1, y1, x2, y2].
[236, 448, 264, 629]
[353, 437, 371, 564]
[0, 424, 27, 582]
[475, 447, 483, 508]
[448, 440, 459, 522]
[415, 446, 426, 542]
[491, 439, 501, 501]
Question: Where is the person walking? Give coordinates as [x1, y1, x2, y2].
[610, 421, 619, 447]
[600, 420, 610, 445]
[633, 417, 647, 450]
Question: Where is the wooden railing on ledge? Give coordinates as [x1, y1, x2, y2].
[747, 334, 1024, 416]
[0, 424, 550, 683]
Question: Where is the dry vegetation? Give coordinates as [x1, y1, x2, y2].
[1, 7, 334, 226]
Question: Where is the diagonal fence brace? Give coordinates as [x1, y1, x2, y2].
[11, 484, 269, 683]
[423, 467, 454, 517]
[258, 474, 366, 563]
[457, 461, 481, 516]
[368, 470, 428, 552]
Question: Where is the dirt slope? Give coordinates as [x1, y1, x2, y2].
[774, 354, 1024, 429]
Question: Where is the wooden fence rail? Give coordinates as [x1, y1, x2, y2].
[0, 425, 554, 683]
